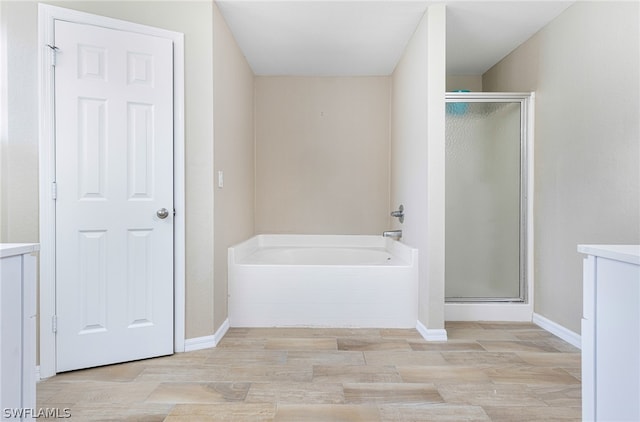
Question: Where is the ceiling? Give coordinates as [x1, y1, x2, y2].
[216, 0, 574, 77]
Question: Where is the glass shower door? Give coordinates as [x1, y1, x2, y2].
[445, 96, 527, 302]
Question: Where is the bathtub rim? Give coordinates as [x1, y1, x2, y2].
[228, 234, 416, 267]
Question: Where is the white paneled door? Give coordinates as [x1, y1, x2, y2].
[54, 20, 174, 372]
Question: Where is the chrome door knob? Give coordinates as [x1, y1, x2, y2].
[156, 208, 169, 219]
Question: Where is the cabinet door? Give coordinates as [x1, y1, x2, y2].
[582, 256, 596, 421]
[22, 253, 37, 418]
[595, 258, 640, 421]
[0, 255, 23, 414]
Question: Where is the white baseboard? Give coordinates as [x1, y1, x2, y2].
[416, 320, 448, 341]
[532, 313, 581, 350]
[184, 335, 217, 352]
[184, 318, 230, 352]
[213, 318, 230, 345]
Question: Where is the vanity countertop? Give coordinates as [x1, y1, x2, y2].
[0, 243, 40, 259]
[578, 244, 640, 266]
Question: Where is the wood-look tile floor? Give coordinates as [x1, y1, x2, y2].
[37, 322, 581, 421]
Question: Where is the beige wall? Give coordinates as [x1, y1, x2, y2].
[0, 1, 39, 243]
[255, 76, 390, 235]
[212, 3, 254, 332]
[484, 1, 640, 333]
[0, 1, 217, 339]
[446, 74, 482, 92]
[391, 5, 446, 332]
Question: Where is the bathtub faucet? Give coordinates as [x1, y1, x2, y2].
[382, 230, 402, 241]
[390, 204, 404, 223]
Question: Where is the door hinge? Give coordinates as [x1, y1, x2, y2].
[173, 208, 176, 217]
[52, 315, 58, 333]
[51, 181, 57, 200]
[46, 44, 59, 66]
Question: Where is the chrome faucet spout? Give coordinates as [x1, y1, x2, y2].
[382, 230, 402, 241]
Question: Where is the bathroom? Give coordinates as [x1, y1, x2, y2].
[1, 0, 638, 379]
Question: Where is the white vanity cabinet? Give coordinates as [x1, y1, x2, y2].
[0, 244, 38, 421]
[579, 244, 640, 422]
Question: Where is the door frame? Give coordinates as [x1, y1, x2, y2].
[37, 4, 186, 379]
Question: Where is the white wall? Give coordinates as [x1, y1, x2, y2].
[391, 4, 446, 335]
[484, 1, 640, 333]
[255, 76, 390, 235]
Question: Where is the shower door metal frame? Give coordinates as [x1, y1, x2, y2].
[445, 92, 533, 303]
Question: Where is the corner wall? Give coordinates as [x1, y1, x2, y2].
[212, 3, 255, 333]
[483, 1, 640, 333]
[391, 4, 446, 336]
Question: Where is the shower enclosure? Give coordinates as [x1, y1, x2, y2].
[445, 92, 532, 303]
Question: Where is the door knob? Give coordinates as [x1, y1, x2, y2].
[156, 208, 169, 219]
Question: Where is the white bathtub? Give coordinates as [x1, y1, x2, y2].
[228, 234, 418, 328]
